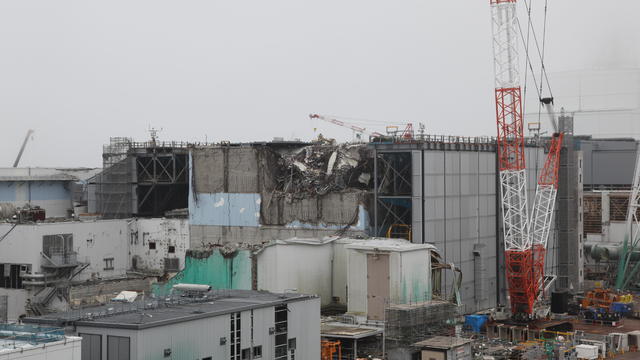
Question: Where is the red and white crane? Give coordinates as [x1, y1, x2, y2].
[529, 133, 563, 300]
[489, 0, 562, 318]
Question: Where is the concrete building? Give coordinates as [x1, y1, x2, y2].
[24, 289, 320, 360]
[0, 168, 100, 219]
[0, 324, 81, 359]
[188, 142, 372, 246]
[371, 137, 552, 313]
[0, 218, 188, 321]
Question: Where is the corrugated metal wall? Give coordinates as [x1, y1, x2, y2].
[416, 149, 497, 313]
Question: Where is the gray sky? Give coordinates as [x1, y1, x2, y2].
[1, 1, 639, 167]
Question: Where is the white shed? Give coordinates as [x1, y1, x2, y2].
[346, 239, 433, 321]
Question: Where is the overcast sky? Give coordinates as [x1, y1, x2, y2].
[1, 1, 639, 168]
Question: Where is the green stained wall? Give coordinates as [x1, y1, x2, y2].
[153, 249, 252, 296]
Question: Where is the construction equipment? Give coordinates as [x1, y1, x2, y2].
[310, 114, 382, 140]
[13, 129, 34, 167]
[529, 132, 564, 299]
[321, 340, 342, 360]
[488, 0, 562, 319]
[489, 0, 533, 318]
[386, 224, 412, 241]
[309, 114, 415, 142]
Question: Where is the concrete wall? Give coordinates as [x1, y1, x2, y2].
[0, 218, 189, 320]
[0, 289, 28, 323]
[129, 218, 189, 272]
[0, 220, 129, 282]
[578, 139, 637, 188]
[0, 336, 82, 360]
[190, 224, 366, 247]
[189, 147, 370, 246]
[0, 181, 72, 218]
[256, 239, 355, 306]
[153, 248, 252, 296]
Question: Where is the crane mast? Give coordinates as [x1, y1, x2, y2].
[490, 0, 535, 316]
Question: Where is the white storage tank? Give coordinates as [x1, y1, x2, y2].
[346, 238, 434, 321]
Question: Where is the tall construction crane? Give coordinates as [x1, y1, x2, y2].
[489, 0, 563, 319]
[490, 0, 534, 317]
[13, 129, 34, 167]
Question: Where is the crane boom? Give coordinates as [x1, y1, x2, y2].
[13, 129, 34, 167]
[529, 133, 563, 298]
[490, 0, 537, 317]
[309, 114, 383, 137]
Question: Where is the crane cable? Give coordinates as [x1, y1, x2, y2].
[516, 0, 554, 126]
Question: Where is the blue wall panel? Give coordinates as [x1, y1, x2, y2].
[0, 183, 16, 201]
[190, 192, 262, 226]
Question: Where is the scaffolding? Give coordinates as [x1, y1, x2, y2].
[94, 137, 190, 218]
[384, 300, 458, 346]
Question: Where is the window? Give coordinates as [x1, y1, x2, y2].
[107, 335, 130, 360]
[104, 258, 114, 271]
[241, 348, 251, 359]
[253, 345, 262, 358]
[149, 242, 156, 250]
[230, 312, 241, 360]
[80, 333, 102, 360]
[274, 305, 288, 360]
[168, 245, 175, 253]
[164, 258, 180, 272]
[0, 264, 28, 289]
[288, 338, 296, 350]
[203, 357, 212, 360]
[42, 234, 73, 257]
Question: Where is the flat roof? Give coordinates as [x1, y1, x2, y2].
[413, 336, 473, 350]
[321, 323, 383, 339]
[0, 167, 101, 182]
[346, 238, 435, 252]
[24, 290, 317, 330]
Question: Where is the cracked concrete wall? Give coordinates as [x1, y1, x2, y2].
[189, 146, 371, 246]
[189, 225, 366, 247]
[129, 218, 190, 272]
[260, 191, 367, 226]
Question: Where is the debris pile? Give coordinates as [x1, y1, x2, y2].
[275, 143, 372, 196]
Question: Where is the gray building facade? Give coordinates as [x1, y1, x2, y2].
[371, 138, 550, 314]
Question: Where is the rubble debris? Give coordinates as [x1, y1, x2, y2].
[274, 143, 372, 196]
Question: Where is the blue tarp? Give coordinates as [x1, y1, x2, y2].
[465, 314, 488, 332]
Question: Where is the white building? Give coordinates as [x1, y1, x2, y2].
[346, 239, 434, 321]
[24, 290, 320, 360]
[0, 218, 188, 321]
[256, 237, 356, 307]
[0, 324, 81, 360]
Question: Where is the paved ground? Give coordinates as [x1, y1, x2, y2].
[612, 352, 640, 359]
[573, 317, 640, 335]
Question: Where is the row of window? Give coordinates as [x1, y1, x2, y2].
[80, 333, 130, 360]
